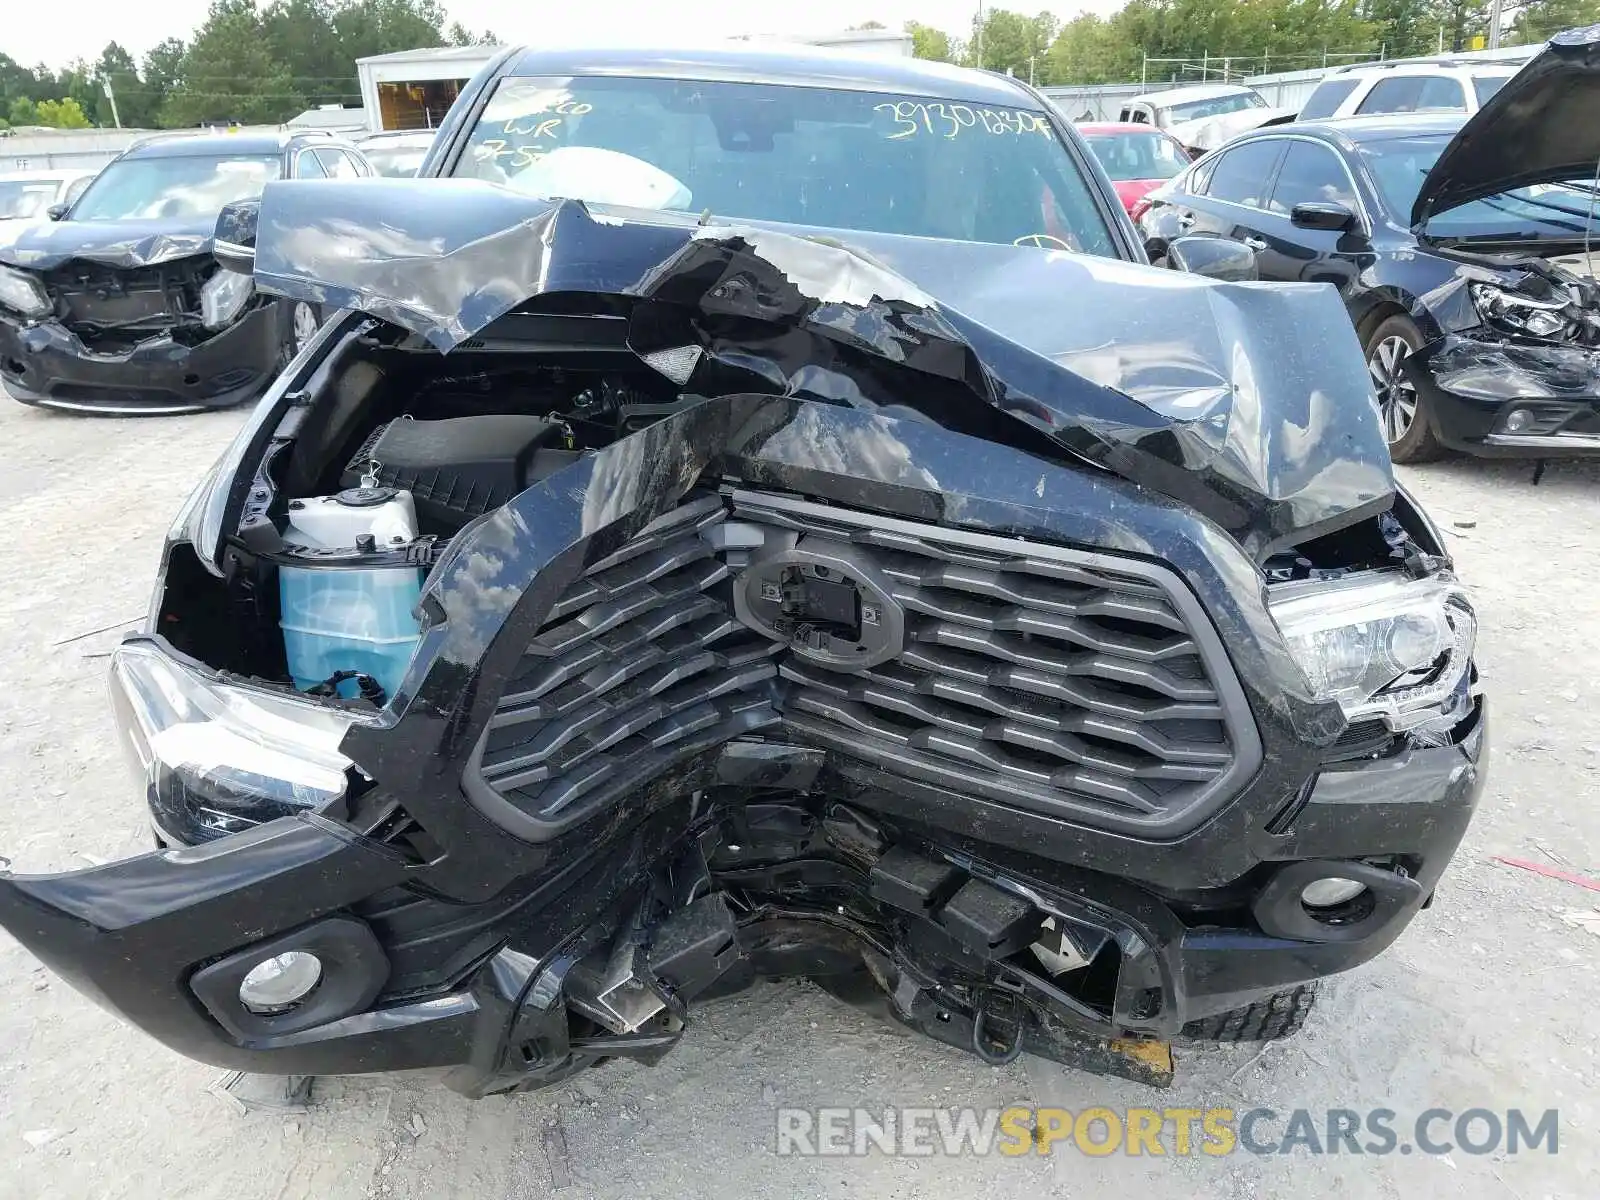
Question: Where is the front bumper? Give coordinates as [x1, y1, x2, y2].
[1414, 334, 1600, 456]
[0, 704, 1485, 1089]
[0, 303, 285, 414]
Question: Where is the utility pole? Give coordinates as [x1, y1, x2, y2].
[1028, 55, 1036, 86]
[1488, 0, 1504, 49]
[100, 72, 122, 128]
[975, 2, 984, 68]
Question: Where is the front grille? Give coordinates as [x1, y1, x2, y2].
[472, 497, 782, 827]
[472, 490, 1257, 838]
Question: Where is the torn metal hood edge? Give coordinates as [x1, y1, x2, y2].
[248, 178, 1396, 558]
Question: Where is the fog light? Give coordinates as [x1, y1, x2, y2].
[1300, 877, 1369, 909]
[1504, 408, 1532, 433]
[238, 951, 323, 1013]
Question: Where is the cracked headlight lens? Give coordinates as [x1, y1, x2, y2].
[200, 267, 255, 329]
[0, 264, 51, 318]
[1268, 571, 1476, 734]
[1470, 281, 1575, 341]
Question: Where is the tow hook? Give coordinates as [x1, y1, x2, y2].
[971, 976, 1027, 1065]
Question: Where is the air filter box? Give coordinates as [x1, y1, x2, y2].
[342, 415, 575, 530]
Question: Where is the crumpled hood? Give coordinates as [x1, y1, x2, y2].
[248, 177, 1394, 558]
[0, 216, 215, 271]
[1168, 106, 1296, 152]
[1414, 26, 1600, 226]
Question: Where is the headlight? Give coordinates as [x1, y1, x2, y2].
[110, 641, 368, 841]
[200, 267, 254, 328]
[1470, 281, 1576, 341]
[1268, 571, 1476, 736]
[0, 264, 51, 318]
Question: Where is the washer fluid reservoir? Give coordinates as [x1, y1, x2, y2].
[278, 486, 424, 702]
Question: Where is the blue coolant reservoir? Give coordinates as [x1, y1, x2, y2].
[278, 488, 425, 701]
[279, 566, 423, 699]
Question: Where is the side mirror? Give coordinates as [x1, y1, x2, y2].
[1166, 235, 1258, 283]
[1290, 201, 1357, 232]
[212, 200, 259, 274]
[45, 203, 68, 221]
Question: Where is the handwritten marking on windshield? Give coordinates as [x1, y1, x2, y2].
[874, 102, 1053, 140]
[475, 139, 548, 170]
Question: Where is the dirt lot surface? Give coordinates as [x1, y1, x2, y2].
[0, 399, 1596, 1199]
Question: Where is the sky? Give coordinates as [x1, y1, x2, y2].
[5, 0, 1118, 71]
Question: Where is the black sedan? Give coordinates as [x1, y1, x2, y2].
[1137, 34, 1600, 463]
[0, 131, 373, 415]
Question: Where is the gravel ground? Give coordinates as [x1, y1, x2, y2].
[0, 399, 1596, 1199]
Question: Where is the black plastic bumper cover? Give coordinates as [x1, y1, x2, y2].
[0, 707, 1485, 1083]
[0, 303, 285, 413]
[1415, 334, 1600, 456]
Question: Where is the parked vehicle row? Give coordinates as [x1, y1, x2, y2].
[0, 41, 1487, 1097]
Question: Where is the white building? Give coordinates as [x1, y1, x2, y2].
[356, 31, 914, 132]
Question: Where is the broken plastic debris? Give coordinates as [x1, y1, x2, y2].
[1556, 908, 1600, 938]
[408, 1113, 427, 1138]
[22, 1128, 67, 1149]
[210, 1071, 314, 1113]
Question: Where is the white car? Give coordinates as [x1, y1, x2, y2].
[0, 169, 98, 226]
[1117, 84, 1296, 153]
[1295, 62, 1522, 121]
[355, 131, 437, 178]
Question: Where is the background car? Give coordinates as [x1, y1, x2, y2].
[0, 169, 98, 228]
[1136, 74, 1600, 462]
[356, 130, 437, 177]
[1296, 60, 1521, 121]
[1075, 122, 1193, 218]
[1116, 83, 1296, 153]
[0, 131, 372, 415]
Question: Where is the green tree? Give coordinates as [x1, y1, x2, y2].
[970, 9, 1061, 83]
[163, 0, 302, 126]
[33, 98, 92, 128]
[263, 0, 353, 107]
[1507, 0, 1600, 43]
[906, 20, 958, 62]
[8, 97, 38, 126]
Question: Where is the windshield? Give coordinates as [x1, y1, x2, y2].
[1472, 74, 1512, 106]
[1362, 135, 1598, 239]
[1082, 131, 1189, 181]
[364, 144, 430, 178]
[69, 155, 283, 222]
[1161, 91, 1266, 123]
[451, 76, 1118, 257]
[0, 180, 60, 220]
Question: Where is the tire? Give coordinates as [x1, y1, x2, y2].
[1180, 983, 1318, 1043]
[1364, 314, 1442, 464]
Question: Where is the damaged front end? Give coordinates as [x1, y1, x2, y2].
[0, 224, 283, 414]
[1412, 259, 1600, 454]
[0, 181, 1486, 1092]
[1404, 25, 1600, 456]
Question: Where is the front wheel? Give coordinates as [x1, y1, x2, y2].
[1364, 314, 1442, 464]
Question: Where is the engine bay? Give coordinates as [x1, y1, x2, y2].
[157, 326, 697, 698]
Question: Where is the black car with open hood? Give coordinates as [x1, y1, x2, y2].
[0, 45, 1484, 1094]
[1137, 27, 1600, 462]
[0, 131, 371, 415]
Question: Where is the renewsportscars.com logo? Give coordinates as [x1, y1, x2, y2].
[775, 1107, 1560, 1158]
